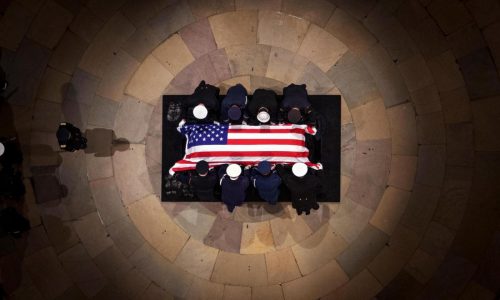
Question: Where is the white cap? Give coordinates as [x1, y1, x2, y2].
[292, 162, 308, 177]
[0, 142, 4, 157]
[257, 111, 270, 123]
[193, 104, 208, 119]
[226, 164, 242, 179]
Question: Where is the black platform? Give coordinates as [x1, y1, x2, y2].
[161, 95, 341, 202]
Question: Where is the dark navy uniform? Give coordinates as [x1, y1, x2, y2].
[276, 164, 321, 215]
[220, 84, 248, 123]
[250, 168, 281, 204]
[184, 81, 220, 123]
[218, 164, 249, 212]
[247, 89, 278, 125]
[56, 122, 87, 151]
[280, 84, 318, 125]
[189, 169, 218, 200]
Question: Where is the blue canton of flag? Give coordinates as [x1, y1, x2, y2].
[180, 124, 229, 148]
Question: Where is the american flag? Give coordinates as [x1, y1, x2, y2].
[169, 123, 322, 174]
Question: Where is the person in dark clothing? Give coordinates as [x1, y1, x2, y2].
[0, 65, 7, 93]
[276, 163, 321, 215]
[218, 163, 249, 212]
[0, 207, 30, 239]
[250, 161, 281, 205]
[247, 89, 278, 125]
[0, 139, 23, 170]
[183, 81, 220, 123]
[56, 122, 87, 151]
[178, 160, 218, 201]
[280, 84, 317, 125]
[220, 84, 248, 124]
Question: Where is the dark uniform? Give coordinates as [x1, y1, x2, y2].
[250, 168, 281, 204]
[218, 164, 249, 212]
[56, 122, 87, 151]
[178, 169, 218, 200]
[280, 84, 318, 125]
[247, 89, 278, 125]
[0, 207, 30, 239]
[276, 164, 321, 215]
[184, 81, 220, 123]
[221, 84, 248, 123]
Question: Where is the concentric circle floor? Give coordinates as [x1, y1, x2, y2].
[1, 0, 499, 299]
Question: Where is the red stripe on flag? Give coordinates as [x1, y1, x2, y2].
[227, 139, 305, 146]
[186, 151, 309, 158]
[228, 128, 305, 134]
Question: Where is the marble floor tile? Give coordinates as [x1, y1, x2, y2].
[292, 224, 348, 275]
[223, 285, 251, 300]
[417, 112, 446, 145]
[148, 0, 195, 41]
[400, 184, 441, 235]
[323, 269, 382, 300]
[32, 99, 63, 132]
[295, 62, 335, 94]
[93, 245, 132, 280]
[204, 216, 243, 253]
[249, 76, 286, 95]
[27, 1, 73, 49]
[409, 84, 442, 115]
[369, 187, 411, 235]
[386, 102, 418, 155]
[187, 0, 235, 20]
[68, 68, 101, 106]
[97, 51, 140, 102]
[186, 277, 224, 300]
[114, 96, 154, 143]
[120, 0, 169, 28]
[87, 95, 120, 129]
[257, 10, 309, 52]
[153, 34, 195, 76]
[0, 2, 34, 51]
[341, 123, 356, 177]
[265, 248, 301, 284]
[180, 18, 217, 59]
[90, 178, 127, 226]
[211, 251, 267, 286]
[209, 10, 257, 48]
[405, 249, 443, 284]
[86, 0, 127, 21]
[170, 202, 217, 241]
[415, 145, 446, 187]
[471, 96, 500, 151]
[174, 238, 219, 279]
[282, 259, 348, 300]
[269, 209, 313, 249]
[106, 217, 145, 257]
[41, 212, 80, 254]
[127, 194, 189, 261]
[328, 198, 374, 243]
[427, 0, 472, 35]
[69, 7, 104, 43]
[24, 247, 73, 299]
[440, 86, 472, 124]
[458, 47, 500, 100]
[209, 48, 233, 83]
[72, 212, 114, 258]
[297, 24, 348, 72]
[240, 221, 276, 254]
[336, 224, 389, 278]
[122, 25, 162, 62]
[387, 155, 418, 191]
[398, 54, 434, 93]
[49, 31, 88, 75]
[420, 221, 455, 259]
[226, 44, 271, 77]
[251, 285, 284, 300]
[427, 50, 465, 93]
[265, 47, 309, 84]
[375, 270, 424, 299]
[282, 0, 335, 27]
[351, 99, 391, 141]
[143, 282, 174, 300]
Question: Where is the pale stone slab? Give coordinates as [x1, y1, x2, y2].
[292, 224, 348, 275]
[209, 49, 233, 82]
[323, 269, 382, 300]
[265, 47, 309, 84]
[97, 51, 140, 102]
[125, 55, 173, 105]
[87, 95, 120, 129]
[340, 96, 352, 125]
[203, 215, 243, 253]
[58, 244, 108, 297]
[93, 245, 132, 280]
[79, 13, 136, 77]
[367, 225, 420, 285]
[128, 194, 189, 261]
[0, 2, 34, 50]
[187, 0, 235, 20]
[106, 217, 145, 257]
[41, 212, 80, 254]
[143, 283, 174, 300]
[169, 202, 218, 241]
[223, 285, 251, 300]
[49, 31, 88, 75]
[179, 18, 218, 59]
[328, 198, 374, 243]
[209, 11, 257, 49]
[148, 0, 195, 41]
[122, 26, 162, 62]
[28, 1, 73, 49]
[417, 112, 446, 145]
[282, 0, 336, 27]
[282, 260, 349, 300]
[257, 11, 309, 52]
[295, 62, 335, 94]
[336, 224, 389, 278]
[153, 34, 195, 76]
[225, 44, 271, 77]
[265, 248, 301, 284]
[269, 208, 313, 249]
[351, 98, 391, 141]
[400, 184, 441, 235]
[360, 44, 410, 107]
[72, 212, 113, 257]
[89, 178, 127, 226]
[211, 251, 267, 286]
[240, 221, 276, 254]
[25, 247, 73, 299]
[386, 102, 418, 155]
[235, 0, 281, 10]
[251, 285, 284, 300]
[186, 277, 224, 300]
[403, 18, 449, 60]
[32, 99, 63, 132]
[324, 8, 377, 53]
[297, 24, 348, 72]
[37, 68, 71, 103]
[405, 249, 443, 284]
[174, 238, 219, 280]
[370, 187, 411, 235]
[427, 50, 465, 92]
[410, 84, 442, 115]
[112, 144, 153, 204]
[415, 145, 446, 187]
[440, 86, 472, 124]
[69, 7, 104, 43]
[114, 96, 154, 143]
[398, 54, 434, 92]
[447, 23, 486, 59]
[368, 17, 418, 63]
[471, 96, 500, 151]
[388, 155, 418, 191]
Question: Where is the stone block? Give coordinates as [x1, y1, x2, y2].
[427, 0, 472, 34]
[458, 47, 500, 100]
[89, 178, 127, 226]
[204, 216, 243, 253]
[180, 18, 217, 59]
[122, 26, 161, 62]
[265, 47, 309, 84]
[69, 8, 104, 43]
[397, 54, 433, 92]
[351, 99, 391, 141]
[28, 0, 73, 49]
[187, 0, 235, 20]
[72, 212, 113, 257]
[211, 251, 267, 286]
[323, 269, 382, 300]
[152, 34, 195, 76]
[174, 238, 219, 279]
[240, 221, 275, 254]
[265, 248, 301, 284]
[209, 11, 257, 49]
[400, 184, 441, 234]
[410, 84, 442, 115]
[106, 217, 145, 257]
[148, 0, 195, 41]
[370, 187, 411, 235]
[49, 30, 88, 75]
[417, 112, 446, 145]
[0, 2, 34, 50]
[386, 103, 418, 155]
[472, 96, 500, 151]
[97, 51, 139, 102]
[415, 145, 446, 187]
[226, 44, 271, 77]
[251, 285, 284, 300]
[440, 86, 472, 124]
[281, 0, 336, 27]
[37, 68, 72, 103]
[387, 155, 417, 191]
[446, 123, 474, 166]
[257, 10, 309, 52]
[328, 198, 374, 243]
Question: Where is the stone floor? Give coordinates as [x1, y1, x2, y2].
[1, 0, 499, 299]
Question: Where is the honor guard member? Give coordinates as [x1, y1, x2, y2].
[56, 122, 87, 151]
[218, 164, 250, 212]
[276, 163, 321, 215]
[247, 89, 278, 125]
[280, 84, 315, 124]
[179, 160, 218, 201]
[184, 81, 220, 123]
[221, 84, 248, 124]
[250, 161, 281, 205]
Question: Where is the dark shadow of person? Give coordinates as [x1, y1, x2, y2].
[84, 128, 130, 157]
